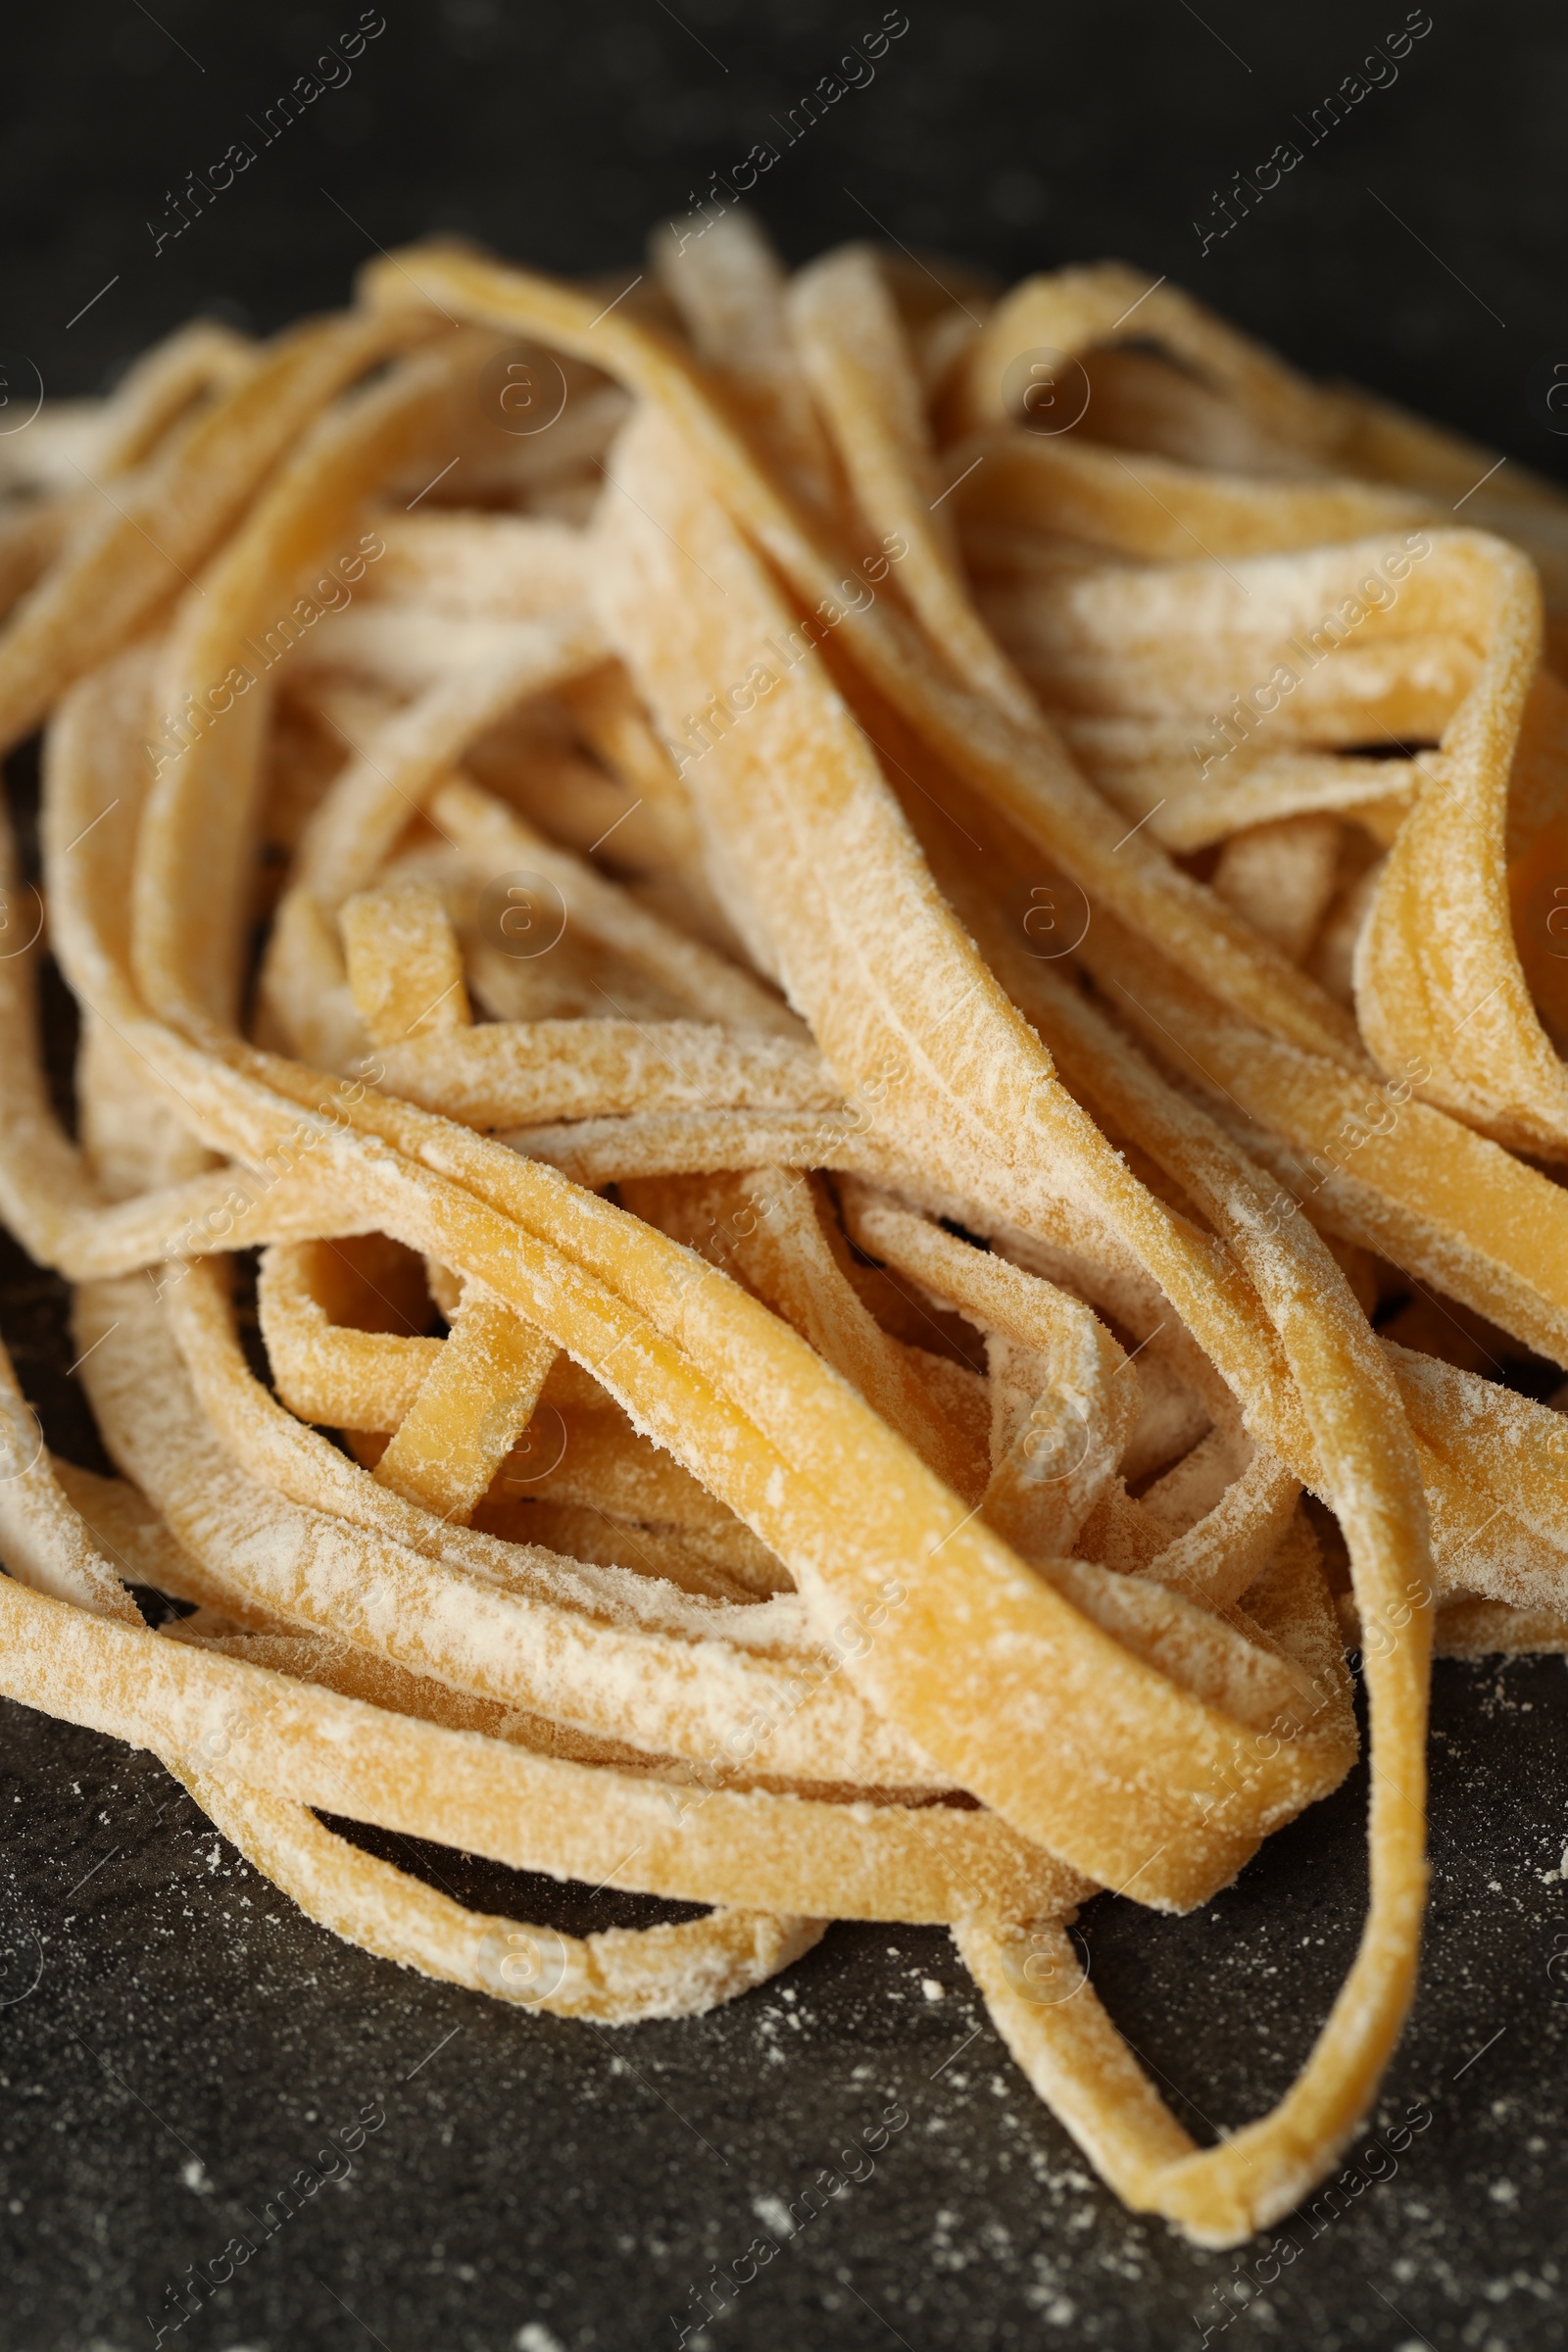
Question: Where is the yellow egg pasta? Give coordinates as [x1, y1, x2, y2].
[0, 217, 1563, 2249]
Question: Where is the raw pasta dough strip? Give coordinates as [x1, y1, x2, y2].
[501, 1108, 908, 1186]
[362, 511, 590, 617]
[376, 1018, 836, 1130]
[0, 1570, 1081, 1926]
[174, 1766, 828, 2025]
[341, 878, 473, 1045]
[786, 244, 1036, 723]
[946, 265, 1347, 455]
[372, 1282, 559, 1523]
[1357, 533, 1568, 1153]
[946, 259, 1568, 606]
[0, 1338, 142, 1624]
[652, 207, 837, 514]
[950, 427, 1426, 564]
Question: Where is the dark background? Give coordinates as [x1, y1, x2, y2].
[5, 0, 1567, 470]
[3, 4, 1568, 2348]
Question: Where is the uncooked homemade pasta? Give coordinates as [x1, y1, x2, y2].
[2, 210, 1566, 2247]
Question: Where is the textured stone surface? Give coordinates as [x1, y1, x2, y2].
[4, 7, 1567, 2340]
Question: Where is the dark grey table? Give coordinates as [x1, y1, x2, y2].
[4, 5, 1568, 2343]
